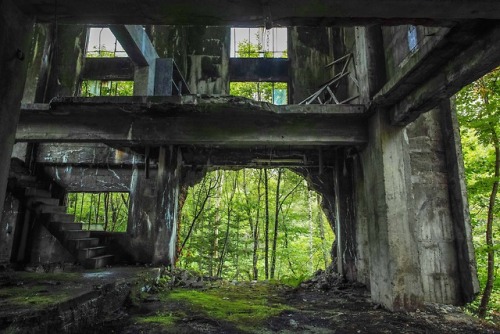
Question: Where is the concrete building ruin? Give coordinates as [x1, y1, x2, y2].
[2, 0, 500, 311]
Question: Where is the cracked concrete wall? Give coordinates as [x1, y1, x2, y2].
[382, 25, 442, 82]
[354, 105, 478, 310]
[127, 147, 181, 265]
[149, 26, 230, 94]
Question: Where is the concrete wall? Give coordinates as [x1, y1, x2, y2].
[382, 25, 441, 81]
[353, 105, 479, 309]
[149, 26, 230, 94]
[288, 27, 335, 103]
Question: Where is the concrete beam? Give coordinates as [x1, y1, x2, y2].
[81, 57, 135, 81]
[229, 58, 289, 83]
[17, 96, 367, 147]
[109, 25, 158, 95]
[390, 23, 500, 125]
[16, 0, 500, 25]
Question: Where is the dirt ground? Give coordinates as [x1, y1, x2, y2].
[90, 270, 500, 334]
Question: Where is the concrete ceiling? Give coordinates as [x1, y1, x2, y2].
[16, 0, 500, 26]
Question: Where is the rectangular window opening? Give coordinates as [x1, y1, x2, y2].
[230, 82, 288, 105]
[231, 27, 287, 58]
[86, 27, 127, 58]
[66, 192, 129, 232]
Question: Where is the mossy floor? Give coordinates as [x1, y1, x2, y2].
[133, 281, 293, 332]
[96, 276, 498, 334]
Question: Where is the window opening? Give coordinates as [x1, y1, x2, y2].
[231, 27, 287, 58]
[230, 82, 287, 105]
[86, 27, 127, 58]
[66, 192, 129, 232]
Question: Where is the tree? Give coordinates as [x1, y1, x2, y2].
[456, 67, 500, 318]
[230, 39, 287, 105]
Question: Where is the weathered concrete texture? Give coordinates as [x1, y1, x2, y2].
[289, 27, 334, 103]
[43, 25, 87, 100]
[357, 110, 424, 311]
[440, 99, 479, 302]
[17, 97, 367, 147]
[128, 147, 181, 265]
[0, 0, 34, 219]
[29, 223, 74, 265]
[16, 0, 500, 26]
[382, 25, 441, 81]
[22, 23, 50, 104]
[0, 193, 22, 265]
[43, 166, 132, 192]
[149, 26, 229, 95]
[407, 109, 462, 304]
[36, 143, 141, 166]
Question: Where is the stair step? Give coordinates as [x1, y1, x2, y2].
[67, 238, 99, 250]
[27, 197, 59, 206]
[84, 254, 114, 269]
[51, 222, 83, 231]
[78, 246, 107, 261]
[45, 213, 75, 223]
[64, 230, 91, 239]
[34, 203, 67, 214]
[25, 187, 51, 198]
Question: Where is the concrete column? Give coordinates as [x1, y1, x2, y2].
[440, 99, 480, 302]
[333, 149, 357, 281]
[359, 111, 423, 311]
[43, 25, 87, 101]
[128, 146, 181, 266]
[0, 0, 33, 216]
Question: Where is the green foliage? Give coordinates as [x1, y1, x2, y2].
[178, 169, 334, 282]
[81, 80, 133, 97]
[66, 192, 129, 232]
[82, 48, 133, 97]
[456, 67, 500, 320]
[231, 39, 288, 105]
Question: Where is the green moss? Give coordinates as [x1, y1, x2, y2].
[0, 286, 71, 308]
[158, 283, 292, 330]
[135, 312, 178, 326]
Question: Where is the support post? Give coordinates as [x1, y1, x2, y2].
[127, 146, 181, 265]
[359, 111, 424, 310]
[440, 99, 480, 302]
[333, 148, 357, 281]
[0, 0, 33, 215]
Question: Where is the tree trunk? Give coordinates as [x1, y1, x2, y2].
[264, 169, 270, 280]
[478, 127, 499, 318]
[270, 168, 282, 279]
[308, 188, 314, 274]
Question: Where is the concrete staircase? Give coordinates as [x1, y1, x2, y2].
[26, 187, 114, 269]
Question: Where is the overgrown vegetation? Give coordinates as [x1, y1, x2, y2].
[178, 169, 334, 282]
[456, 67, 499, 320]
[66, 192, 129, 232]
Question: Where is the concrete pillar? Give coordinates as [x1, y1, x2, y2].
[43, 25, 87, 101]
[359, 111, 424, 311]
[0, 0, 33, 216]
[128, 146, 181, 266]
[333, 149, 357, 281]
[440, 99, 479, 302]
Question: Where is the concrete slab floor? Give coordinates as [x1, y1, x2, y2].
[0, 266, 160, 333]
